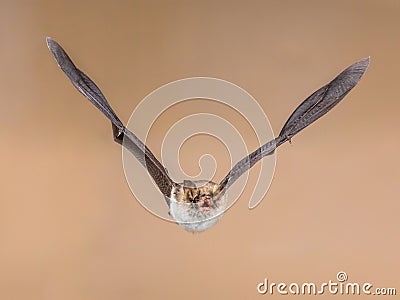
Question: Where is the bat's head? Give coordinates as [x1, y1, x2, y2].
[181, 181, 220, 211]
[169, 180, 228, 232]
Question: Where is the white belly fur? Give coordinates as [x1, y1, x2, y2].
[169, 192, 227, 232]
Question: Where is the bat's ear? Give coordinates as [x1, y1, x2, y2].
[183, 186, 198, 201]
[183, 180, 196, 188]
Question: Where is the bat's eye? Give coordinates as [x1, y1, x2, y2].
[191, 195, 199, 203]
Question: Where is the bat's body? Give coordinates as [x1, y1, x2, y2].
[169, 180, 227, 232]
[46, 37, 369, 232]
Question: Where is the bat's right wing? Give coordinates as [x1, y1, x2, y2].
[47, 37, 176, 200]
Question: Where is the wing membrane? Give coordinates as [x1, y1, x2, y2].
[47, 37, 175, 199]
[219, 57, 370, 192]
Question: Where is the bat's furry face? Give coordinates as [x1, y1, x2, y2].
[169, 180, 227, 232]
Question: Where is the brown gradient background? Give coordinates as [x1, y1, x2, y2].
[1, 1, 399, 299]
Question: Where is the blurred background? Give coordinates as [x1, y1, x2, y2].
[0, 0, 399, 299]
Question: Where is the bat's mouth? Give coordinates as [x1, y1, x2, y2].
[198, 196, 212, 211]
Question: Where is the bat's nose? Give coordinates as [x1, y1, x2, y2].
[201, 196, 212, 206]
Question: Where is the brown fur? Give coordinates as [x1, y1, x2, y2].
[174, 181, 220, 203]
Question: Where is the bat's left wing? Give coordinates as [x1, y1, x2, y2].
[218, 57, 370, 194]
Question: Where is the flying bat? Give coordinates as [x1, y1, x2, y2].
[46, 37, 369, 232]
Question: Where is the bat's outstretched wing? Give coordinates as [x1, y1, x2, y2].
[218, 57, 370, 193]
[46, 37, 176, 200]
